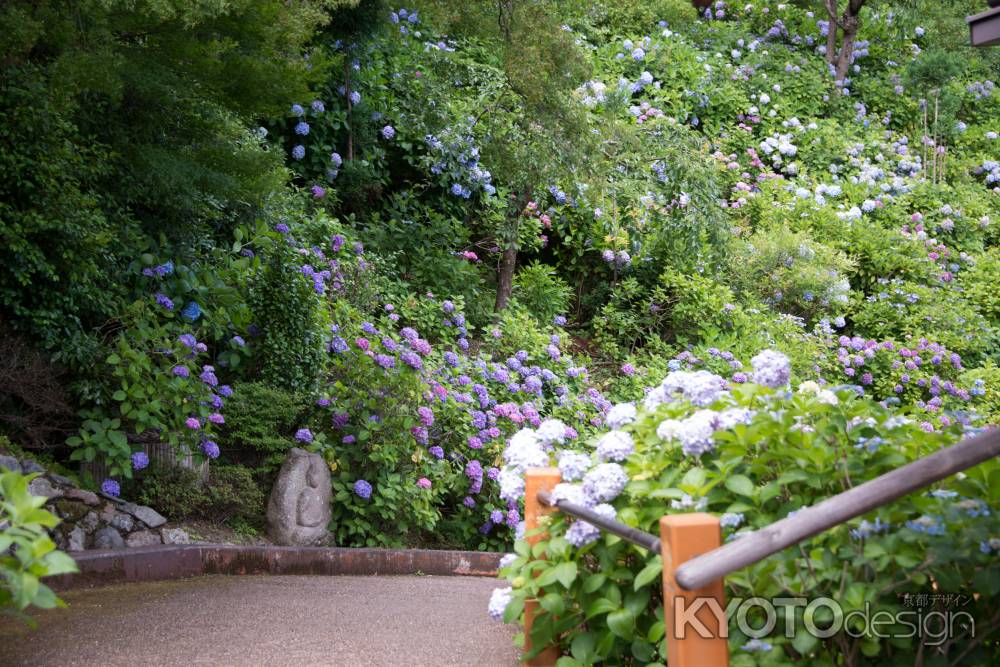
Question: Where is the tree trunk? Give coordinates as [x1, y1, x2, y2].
[825, 0, 865, 82]
[344, 60, 354, 161]
[494, 243, 518, 312]
[834, 16, 860, 82]
[824, 0, 839, 66]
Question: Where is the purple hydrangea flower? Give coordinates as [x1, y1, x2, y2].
[185, 417, 201, 430]
[416, 477, 432, 489]
[418, 406, 435, 426]
[155, 293, 174, 311]
[208, 412, 225, 425]
[295, 428, 314, 443]
[750, 350, 791, 388]
[173, 366, 190, 378]
[201, 440, 220, 459]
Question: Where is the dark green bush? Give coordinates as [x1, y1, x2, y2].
[218, 382, 312, 471]
[202, 465, 267, 526]
[133, 464, 205, 521]
[132, 463, 266, 528]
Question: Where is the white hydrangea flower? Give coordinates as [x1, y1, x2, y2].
[503, 428, 548, 472]
[488, 587, 513, 621]
[582, 463, 628, 503]
[536, 418, 567, 445]
[498, 467, 525, 503]
[605, 402, 637, 428]
[656, 418, 683, 441]
[557, 450, 592, 481]
[595, 430, 635, 462]
[551, 482, 589, 507]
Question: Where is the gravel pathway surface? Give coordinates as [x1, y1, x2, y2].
[0, 575, 520, 666]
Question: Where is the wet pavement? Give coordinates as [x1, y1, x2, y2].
[0, 575, 520, 666]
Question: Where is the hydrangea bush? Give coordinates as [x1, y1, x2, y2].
[491, 351, 999, 665]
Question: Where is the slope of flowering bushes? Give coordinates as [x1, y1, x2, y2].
[490, 351, 1000, 665]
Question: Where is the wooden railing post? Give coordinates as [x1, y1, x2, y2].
[523, 467, 561, 666]
[660, 513, 729, 667]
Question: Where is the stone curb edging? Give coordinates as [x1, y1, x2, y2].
[47, 545, 504, 590]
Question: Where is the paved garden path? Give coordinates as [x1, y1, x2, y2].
[0, 575, 520, 666]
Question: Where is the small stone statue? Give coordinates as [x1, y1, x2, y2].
[267, 448, 332, 546]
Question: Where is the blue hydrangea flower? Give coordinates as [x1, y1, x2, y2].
[291, 104, 305, 116]
[381, 125, 396, 140]
[295, 121, 310, 136]
[101, 479, 121, 497]
[354, 479, 373, 499]
[181, 302, 202, 322]
[292, 145, 306, 160]
[131, 452, 150, 471]
[311, 100, 325, 113]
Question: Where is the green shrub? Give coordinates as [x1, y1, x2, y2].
[247, 228, 328, 392]
[727, 226, 854, 322]
[132, 464, 206, 521]
[850, 279, 997, 361]
[961, 247, 1000, 325]
[202, 465, 267, 527]
[496, 371, 1000, 665]
[513, 262, 572, 327]
[1, 470, 77, 623]
[132, 463, 266, 528]
[218, 381, 311, 471]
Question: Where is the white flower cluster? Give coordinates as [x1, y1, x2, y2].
[488, 586, 513, 622]
[643, 370, 729, 410]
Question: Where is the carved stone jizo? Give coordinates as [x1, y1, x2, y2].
[267, 448, 332, 546]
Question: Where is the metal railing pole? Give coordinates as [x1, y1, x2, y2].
[660, 513, 729, 667]
[523, 467, 561, 666]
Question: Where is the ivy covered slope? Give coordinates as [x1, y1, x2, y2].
[0, 0, 999, 645]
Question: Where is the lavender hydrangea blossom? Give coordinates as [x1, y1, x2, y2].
[750, 350, 791, 388]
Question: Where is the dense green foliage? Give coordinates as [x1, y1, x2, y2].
[1, 0, 999, 660]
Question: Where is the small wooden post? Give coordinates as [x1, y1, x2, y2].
[523, 467, 561, 666]
[660, 513, 729, 667]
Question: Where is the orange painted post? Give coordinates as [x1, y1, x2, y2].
[660, 513, 729, 667]
[523, 467, 561, 666]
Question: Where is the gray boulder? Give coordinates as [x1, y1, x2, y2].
[160, 528, 191, 545]
[64, 488, 100, 506]
[267, 448, 331, 546]
[93, 527, 126, 550]
[0, 455, 20, 473]
[121, 502, 167, 528]
[20, 460, 45, 474]
[126, 530, 162, 548]
[67, 526, 87, 552]
[80, 511, 100, 533]
[110, 512, 135, 533]
[28, 477, 62, 499]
